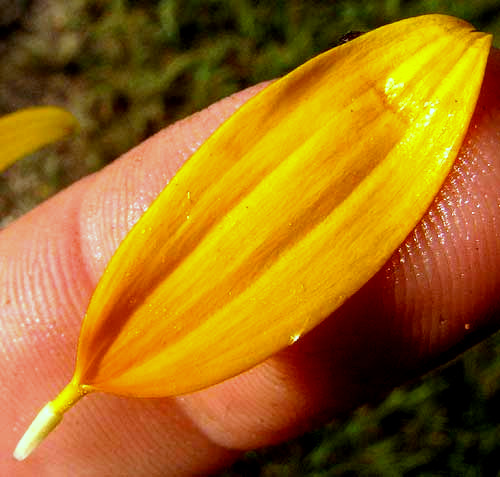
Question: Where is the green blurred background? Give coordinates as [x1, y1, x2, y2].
[2, 1, 500, 475]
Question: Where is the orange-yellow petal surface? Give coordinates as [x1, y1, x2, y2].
[0, 106, 78, 173]
[74, 15, 491, 397]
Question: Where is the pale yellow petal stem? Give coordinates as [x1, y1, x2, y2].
[13, 381, 87, 461]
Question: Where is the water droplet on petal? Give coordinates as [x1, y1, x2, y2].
[289, 333, 301, 344]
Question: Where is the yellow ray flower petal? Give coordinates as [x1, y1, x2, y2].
[14, 14, 491, 460]
[0, 106, 78, 173]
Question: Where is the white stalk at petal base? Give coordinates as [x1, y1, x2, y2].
[14, 380, 86, 460]
[14, 403, 63, 461]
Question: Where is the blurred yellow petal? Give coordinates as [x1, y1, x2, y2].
[15, 14, 492, 460]
[0, 106, 78, 173]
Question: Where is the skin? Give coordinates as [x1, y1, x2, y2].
[1, 48, 500, 476]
